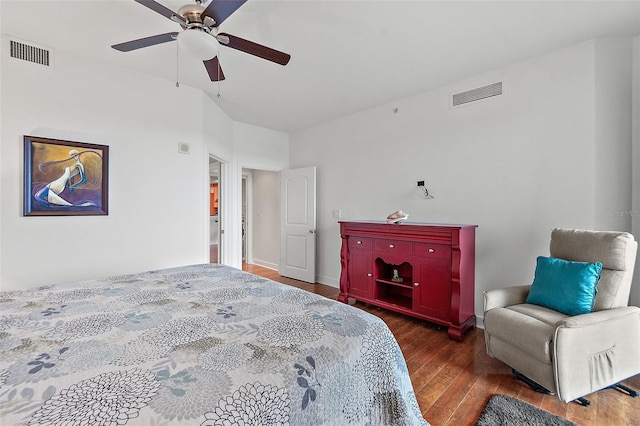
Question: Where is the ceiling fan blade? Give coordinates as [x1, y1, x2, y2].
[201, 0, 247, 27]
[111, 32, 178, 52]
[134, 0, 180, 20]
[217, 33, 290, 65]
[204, 57, 226, 81]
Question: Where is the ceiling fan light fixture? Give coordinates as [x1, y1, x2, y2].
[178, 29, 219, 60]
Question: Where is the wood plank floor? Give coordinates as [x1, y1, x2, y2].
[242, 263, 640, 426]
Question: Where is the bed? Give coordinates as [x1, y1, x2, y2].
[0, 263, 428, 425]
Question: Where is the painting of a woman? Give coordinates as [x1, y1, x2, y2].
[24, 136, 109, 216]
[34, 149, 102, 208]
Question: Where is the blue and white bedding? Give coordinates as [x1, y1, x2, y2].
[0, 264, 428, 425]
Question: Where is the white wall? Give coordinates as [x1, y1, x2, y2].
[231, 122, 288, 269]
[593, 38, 633, 231]
[632, 35, 640, 308]
[250, 170, 280, 269]
[203, 94, 234, 162]
[0, 43, 212, 290]
[290, 39, 637, 316]
[216, 122, 289, 269]
[233, 122, 289, 171]
[0, 40, 290, 290]
[0, 30, 4, 289]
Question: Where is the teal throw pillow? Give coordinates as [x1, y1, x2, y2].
[526, 256, 602, 316]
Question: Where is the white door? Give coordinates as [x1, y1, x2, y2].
[279, 167, 316, 283]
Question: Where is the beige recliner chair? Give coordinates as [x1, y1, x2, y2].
[483, 228, 640, 405]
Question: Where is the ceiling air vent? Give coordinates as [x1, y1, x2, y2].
[452, 81, 502, 107]
[9, 39, 51, 67]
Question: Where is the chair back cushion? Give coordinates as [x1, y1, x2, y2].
[550, 228, 637, 310]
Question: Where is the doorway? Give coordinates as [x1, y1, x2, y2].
[209, 157, 221, 263]
[242, 168, 280, 270]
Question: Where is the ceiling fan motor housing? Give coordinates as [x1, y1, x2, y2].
[177, 3, 216, 31]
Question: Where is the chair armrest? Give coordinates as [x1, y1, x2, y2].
[483, 285, 531, 313]
[553, 306, 640, 402]
[558, 306, 640, 328]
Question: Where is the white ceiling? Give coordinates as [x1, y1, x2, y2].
[2, 1, 640, 132]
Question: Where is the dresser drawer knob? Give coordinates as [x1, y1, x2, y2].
[414, 282, 420, 287]
[367, 273, 373, 277]
[428, 248, 435, 253]
[389, 244, 395, 248]
[356, 240, 362, 245]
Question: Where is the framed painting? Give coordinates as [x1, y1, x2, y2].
[23, 135, 109, 216]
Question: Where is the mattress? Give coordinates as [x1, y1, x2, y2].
[0, 263, 428, 425]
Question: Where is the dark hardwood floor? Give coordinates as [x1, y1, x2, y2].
[242, 263, 640, 426]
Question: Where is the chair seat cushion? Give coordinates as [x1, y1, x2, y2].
[484, 304, 569, 364]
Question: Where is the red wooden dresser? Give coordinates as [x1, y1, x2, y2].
[339, 221, 477, 341]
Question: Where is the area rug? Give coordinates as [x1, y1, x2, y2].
[475, 394, 578, 426]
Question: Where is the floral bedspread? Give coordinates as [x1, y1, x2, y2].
[0, 264, 428, 425]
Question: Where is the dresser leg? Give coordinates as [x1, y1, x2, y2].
[447, 316, 476, 341]
[448, 326, 463, 341]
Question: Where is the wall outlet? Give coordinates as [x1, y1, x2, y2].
[417, 180, 425, 187]
[332, 209, 342, 219]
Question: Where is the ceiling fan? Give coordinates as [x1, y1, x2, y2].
[111, 0, 291, 81]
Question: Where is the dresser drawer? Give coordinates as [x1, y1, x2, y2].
[414, 243, 451, 260]
[349, 237, 372, 250]
[374, 239, 413, 255]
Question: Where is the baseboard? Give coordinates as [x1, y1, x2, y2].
[248, 262, 339, 288]
[316, 274, 339, 288]
[252, 259, 278, 270]
[476, 314, 485, 329]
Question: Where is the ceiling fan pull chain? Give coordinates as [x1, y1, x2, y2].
[217, 53, 221, 98]
[176, 41, 180, 88]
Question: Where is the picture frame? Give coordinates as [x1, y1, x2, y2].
[23, 135, 109, 216]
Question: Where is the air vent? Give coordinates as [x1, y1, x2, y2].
[178, 142, 191, 154]
[9, 39, 51, 67]
[452, 82, 502, 107]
